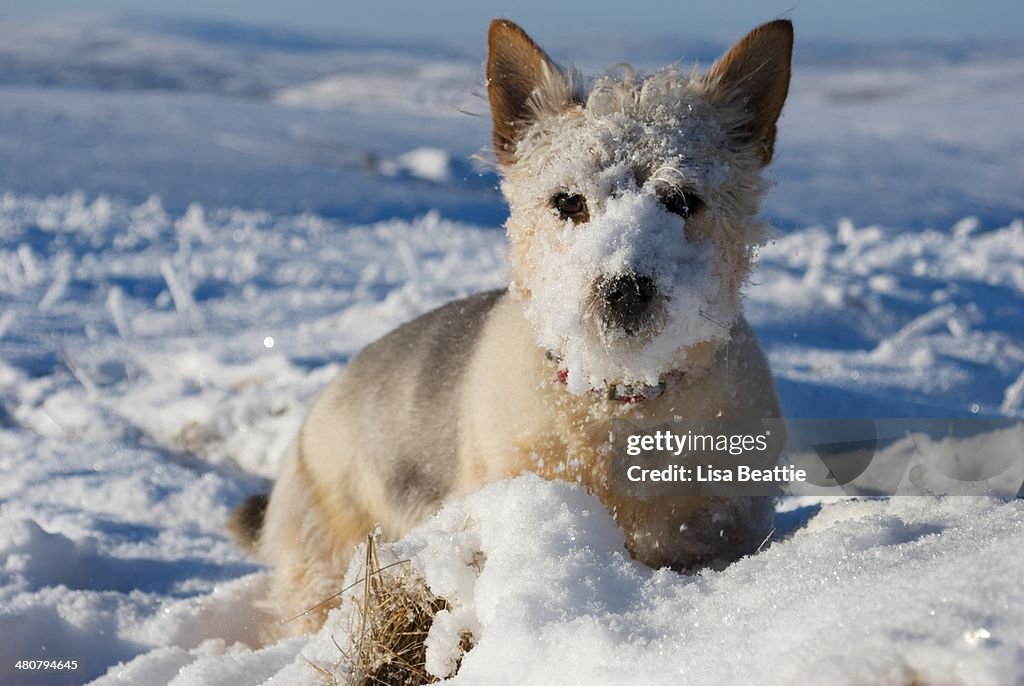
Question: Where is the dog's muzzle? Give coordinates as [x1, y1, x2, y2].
[597, 273, 661, 337]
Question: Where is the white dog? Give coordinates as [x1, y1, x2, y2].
[232, 18, 792, 635]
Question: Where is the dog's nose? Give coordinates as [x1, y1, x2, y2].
[599, 273, 658, 336]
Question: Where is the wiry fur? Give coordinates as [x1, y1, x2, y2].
[502, 64, 774, 389]
[234, 18, 793, 638]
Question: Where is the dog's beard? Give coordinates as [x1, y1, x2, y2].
[521, 192, 737, 395]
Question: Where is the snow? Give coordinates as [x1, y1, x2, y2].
[749, 218, 1024, 416]
[0, 13, 1022, 686]
[73, 479, 1024, 685]
[521, 191, 735, 393]
[273, 64, 479, 117]
[379, 147, 454, 183]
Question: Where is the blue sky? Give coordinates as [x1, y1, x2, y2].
[1, 0, 1020, 40]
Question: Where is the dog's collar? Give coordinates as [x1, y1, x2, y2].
[548, 352, 685, 403]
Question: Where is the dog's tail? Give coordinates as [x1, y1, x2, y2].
[228, 493, 269, 553]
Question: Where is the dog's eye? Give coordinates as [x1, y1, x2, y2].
[660, 190, 704, 219]
[552, 193, 588, 223]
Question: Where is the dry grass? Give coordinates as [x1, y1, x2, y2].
[309, 534, 475, 686]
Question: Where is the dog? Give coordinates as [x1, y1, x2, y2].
[231, 18, 792, 635]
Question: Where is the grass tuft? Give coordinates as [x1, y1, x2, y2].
[309, 534, 476, 685]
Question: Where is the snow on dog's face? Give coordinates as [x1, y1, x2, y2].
[487, 19, 792, 393]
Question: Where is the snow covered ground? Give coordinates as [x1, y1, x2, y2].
[0, 14, 1022, 685]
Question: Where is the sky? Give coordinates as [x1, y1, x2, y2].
[1, 0, 1020, 41]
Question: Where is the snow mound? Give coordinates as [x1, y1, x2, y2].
[0, 518, 98, 589]
[379, 147, 453, 183]
[96, 477, 1024, 685]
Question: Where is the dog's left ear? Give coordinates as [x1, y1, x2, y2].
[704, 20, 793, 166]
[487, 19, 572, 166]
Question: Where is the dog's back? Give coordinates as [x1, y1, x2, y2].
[244, 290, 508, 631]
[301, 289, 506, 530]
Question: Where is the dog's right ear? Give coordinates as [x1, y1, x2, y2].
[704, 20, 793, 166]
[487, 19, 569, 166]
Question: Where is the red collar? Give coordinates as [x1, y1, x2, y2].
[555, 367, 685, 403]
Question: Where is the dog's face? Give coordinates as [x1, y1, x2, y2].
[487, 20, 792, 393]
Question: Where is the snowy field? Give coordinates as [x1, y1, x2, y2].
[0, 15, 1023, 685]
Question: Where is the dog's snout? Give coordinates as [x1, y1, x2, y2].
[599, 274, 658, 336]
